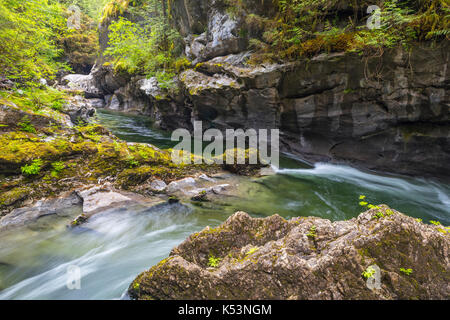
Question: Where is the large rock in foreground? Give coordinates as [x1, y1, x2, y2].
[128, 206, 449, 300]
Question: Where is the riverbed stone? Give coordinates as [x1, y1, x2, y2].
[149, 179, 168, 193]
[167, 177, 197, 193]
[0, 192, 83, 231]
[76, 185, 131, 215]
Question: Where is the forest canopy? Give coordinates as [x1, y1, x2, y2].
[0, 0, 106, 83]
[0, 0, 448, 86]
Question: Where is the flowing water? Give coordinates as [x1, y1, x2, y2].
[0, 109, 448, 300]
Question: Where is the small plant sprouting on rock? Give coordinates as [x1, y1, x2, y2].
[416, 218, 423, 223]
[359, 195, 368, 206]
[18, 116, 36, 134]
[191, 190, 208, 202]
[133, 282, 140, 291]
[71, 214, 88, 227]
[358, 195, 394, 220]
[399, 268, 413, 276]
[208, 254, 221, 268]
[428, 220, 449, 234]
[307, 225, 317, 239]
[126, 156, 140, 168]
[374, 211, 385, 219]
[362, 266, 376, 280]
[21, 159, 43, 176]
[50, 161, 65, 177]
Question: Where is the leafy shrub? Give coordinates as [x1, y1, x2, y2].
[21, 159, 43, 176]
[0, 0, 70, 82]
[103, 1, 183, 90]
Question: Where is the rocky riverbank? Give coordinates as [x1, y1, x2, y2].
[0, 89, 262, 227]
[128, 206, 450, 300]
[65, 0, 450, 180]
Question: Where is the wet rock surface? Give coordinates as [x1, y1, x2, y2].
[0, 192, 82, 231]
[87, 0, 449, 180]
[129, 206, 450, 300]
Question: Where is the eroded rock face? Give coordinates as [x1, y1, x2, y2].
[76, 184, 132, 216]
[88, 0, 449, 179]
[0, 192, 83, 231]
[61, 95, 96, 125]
[62, 74, 103, 99]
[128, 207, 450, 300]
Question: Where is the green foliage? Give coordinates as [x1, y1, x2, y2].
[18, 117, 36, 134]
[430, 220, 441, 226]
[0, 0, 71, 82]
[374, 211, 385, 219]
[1, 87, 68, 116]
[126, 155, 140, 168]
[51, 161, 66, 177]
[0, 0, 103, 83]
[362, 266, 376, 279]
[246, 0, 449, 62]
[208, 254, 221, 268]
[306, 225, 317, 239]
[399, 268, 413, 276]
[21, 159, 43, 176]
[59, 0, 110, 20]
[103, 1, 183, 90]
[50, 100, 64, 111]
[358, 195, 395, 219]
[57, 13, 100, 74]
[100, 0, 132, 23]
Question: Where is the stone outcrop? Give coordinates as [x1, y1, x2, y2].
[95, 42, 450, 179]
[62, 74, 103, 99]
[0, 191, 82, 231]
[87, 0, 449, 179]
[128, 206, 450, 300]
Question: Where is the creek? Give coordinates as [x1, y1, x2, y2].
[0, 109, 448, 299]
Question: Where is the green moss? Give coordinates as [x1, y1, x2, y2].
[18, 116, 36, 133]
[0, 187, 31, 207]
[0, 132, 74, 169]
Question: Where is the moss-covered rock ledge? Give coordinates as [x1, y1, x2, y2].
[128, 206, 449, 300]
[0, 92, 219, 217]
